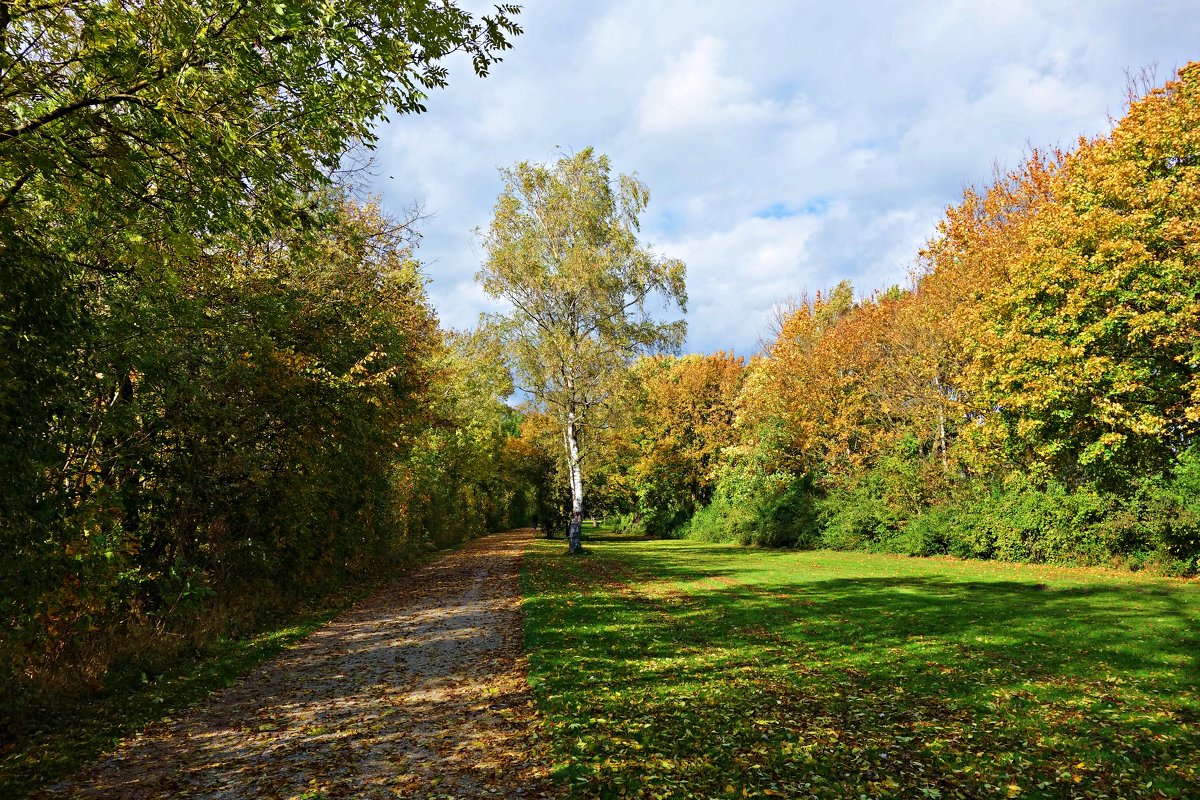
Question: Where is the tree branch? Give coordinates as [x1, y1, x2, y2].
[1, 88, 157, 143]
[0, 169, 33, 210]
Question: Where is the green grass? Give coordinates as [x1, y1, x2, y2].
[522, 529, 1200, 799]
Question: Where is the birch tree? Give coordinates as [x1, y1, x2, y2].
[478, 148, 686, 552]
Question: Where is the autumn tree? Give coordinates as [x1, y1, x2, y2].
[478, 148, 686, 553]
[738, 281, 856, 476]
[965, 65, 1200, 485]
[914, 151, 1063, 478]
[620, 353, 744, 535]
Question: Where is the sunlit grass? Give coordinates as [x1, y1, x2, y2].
[523, 530, 1200, 798]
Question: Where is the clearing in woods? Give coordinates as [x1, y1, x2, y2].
[522, 529, 1200, 798]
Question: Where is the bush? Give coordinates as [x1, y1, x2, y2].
[819, 492, 899, 551]
[686, 501, 754, 544]
[882, 507, 956, 557]
[893, 470, 1199, 575]
[641, 504, 693, 539]
[1096, 458, 1200, 576]
[683, 441, 1200, 576]
[684, 466, 819, 548]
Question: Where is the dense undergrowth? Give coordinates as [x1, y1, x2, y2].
[682, 447, 1200, 576]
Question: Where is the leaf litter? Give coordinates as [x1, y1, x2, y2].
[34, 530, 559, 799]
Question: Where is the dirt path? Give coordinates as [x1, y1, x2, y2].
[36, 529, 559, 800]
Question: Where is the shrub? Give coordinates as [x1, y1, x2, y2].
[819, 492, 899, 551]
[684, 461, 819, 548]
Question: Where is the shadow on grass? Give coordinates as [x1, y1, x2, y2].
[2, 611, 330, 799]
[20, 532, 553, 799]
[524, 538, 1200, 798]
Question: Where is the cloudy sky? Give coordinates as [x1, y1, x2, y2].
[367, 1, 1199, 356]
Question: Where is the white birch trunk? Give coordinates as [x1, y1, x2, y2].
[934, 376, 949, 472]
[566, 407, 584, 553]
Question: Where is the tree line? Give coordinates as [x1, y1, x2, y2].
[521, 64, 1199, 578]
[0, 0, 533, 732]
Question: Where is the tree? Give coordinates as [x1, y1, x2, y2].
[737, 281, 856, 477]
[965, 64, 1200, 486]
[621, 353, 744, 535]
[478, 148, 686, 552]
[1, 1, 520, 230]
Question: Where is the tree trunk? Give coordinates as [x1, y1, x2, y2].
[934, 376, 949, 472]
[565, 407, 584, 554]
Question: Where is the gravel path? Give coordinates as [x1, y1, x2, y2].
[36, 529, 559, 800]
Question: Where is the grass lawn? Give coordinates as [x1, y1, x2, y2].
[522, 529, 1200, 799]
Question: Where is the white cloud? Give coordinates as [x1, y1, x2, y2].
[367, 0, 1200, 354]
[663, 213, 824, 353]
[637, 36, 784, 134]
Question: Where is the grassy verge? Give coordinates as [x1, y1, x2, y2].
[522, 529, 1200, 799]
[0, 548, 447, 798]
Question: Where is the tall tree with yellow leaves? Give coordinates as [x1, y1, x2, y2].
[966, 65, 1200, 485]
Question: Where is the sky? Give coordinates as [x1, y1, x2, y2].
[367, 1, 1200, 356]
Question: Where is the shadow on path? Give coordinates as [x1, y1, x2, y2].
[35, 530, 558, 800]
